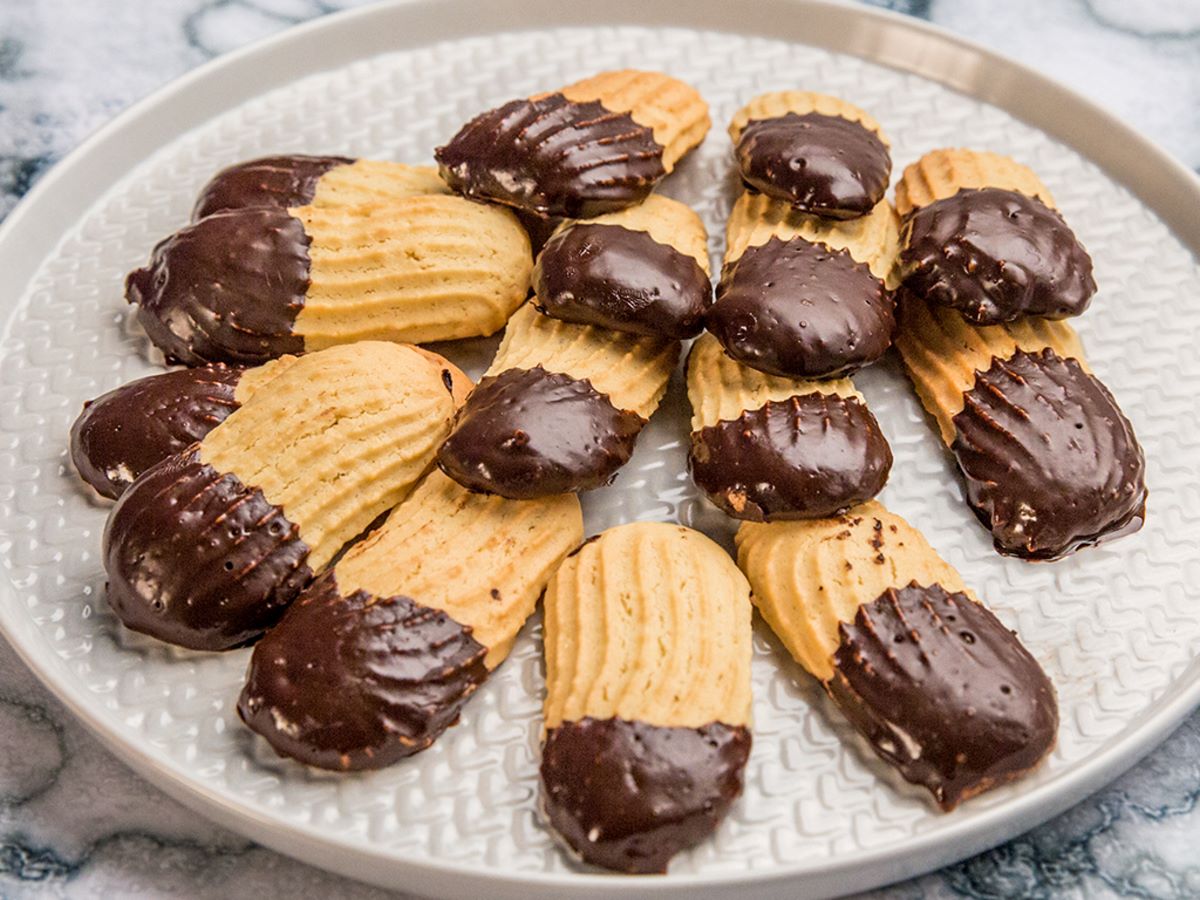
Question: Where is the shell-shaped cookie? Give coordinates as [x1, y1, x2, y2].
[894, 148, 1055, 217]
[293, 195, 532, 348]
[728, 91, 888, 144]
[581, 192, 710, 271]
[725, 191, 900, 285]
[894, 293, 1086, 443]
[306, 159, 450, 207]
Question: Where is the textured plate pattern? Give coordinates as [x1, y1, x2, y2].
[1, 24, 1199, 883]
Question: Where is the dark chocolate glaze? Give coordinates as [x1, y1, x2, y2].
[436, 366, 645, 499]
[709, 236, 893, 378]
[125, 207, 310, 366]
[238, 572, 488, 770]
[689, 393, 892, 521]
[103, 449, 313, 650]
[191, 154, 353, 220]
[69, 365, 244, 500]
[533, 223, 712, 339]
[540, 717, 751, 874]
[900, 187, 1096, 325]
[735, 112, 891, 219]
[435, 93, 666, 219]
[514, 209, 566, 256]
[951, 348, 1146, 560]
[828, 582, 1059, 810]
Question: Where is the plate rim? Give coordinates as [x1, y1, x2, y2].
[1, 1, 1198, 897]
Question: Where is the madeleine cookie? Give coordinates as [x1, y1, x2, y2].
[729, 92, 891, 220]
[437, 302, 679, 498]
[895, 149, 1095, 324]
[532, 194, 713, 339]
[436, 70, 709, 219]
[708, 190, 899, 380]
[191, 155, 450, 219]
[126, 194, 532, 365]
[69, 357, 297, 500]
[895, 293, 1146, 560]
[238, 469, 582, 770]
[103, 342, 468, 651]
[736, 502, 1059, 810]
[686, 333, 891, 521]
[541, 522, 752, 873]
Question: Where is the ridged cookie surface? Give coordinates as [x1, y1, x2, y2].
[575, 192, 710, 272]
[728, 91, 887, 144]
[894, 147, 1055, 217]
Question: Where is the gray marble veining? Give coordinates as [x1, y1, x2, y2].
[0, 1, 1197, 897]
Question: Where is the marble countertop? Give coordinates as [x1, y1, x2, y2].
[1, 1, 1198, 897]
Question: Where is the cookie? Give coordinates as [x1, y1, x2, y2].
[736, 502, 1059, 810]
[127, 194, 532, 365]
[532, 194, 712, 339]
[708, 190, 899, 380]
[436, 70, 709, 218]
[437, 302, 679, 498]
[895, 293, 1146, 559]
[686, 333, 891, 521]
[238, 469, 582, 770]
[541, 522, 752, 873]
[69, 357, 297, 500]
[103, 342, 468, 651]
[191, 155, 449, 219]
[895, 149, 1095, 324]
[729, 92, 891, 220]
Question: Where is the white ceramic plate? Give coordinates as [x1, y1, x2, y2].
[1, 2, 1199, 898]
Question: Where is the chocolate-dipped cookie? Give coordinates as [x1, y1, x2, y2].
[103, 342, 468, 650]
[541, 522, 752, 873]
[532, 194, 712, 339]
[708, 190, 898, 380]
[896, 289, 1146, 560]
[737, 501, 1059, 810]
[127, 194, 531, 365]
[239, 469, 582, 770]
[729, 92, 892, 220]
[437, 302, 679, 499]
[69, 357, 295, 500]
[686, 333, 891, 521]
[436, 69, 709, 219]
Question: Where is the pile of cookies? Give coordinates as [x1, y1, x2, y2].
[69, 69, 1147, 875]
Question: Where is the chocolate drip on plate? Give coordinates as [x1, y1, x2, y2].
[689, 394, 892, 521]
[828, 582, 1059, 810]
[709, 236, 893, 378]
[125, 207, 310, 366]
[436, 93, 666, 219]
[735, 112, 891, 219]
[533, 223, 712, 339]
[900, 187, 1096, 324]
[192, 154, 353, 220]
[437, 366, 645, 499]
[952, 348, 1146, 560]
[540, 717, 751, 874]
[238, 573, 488, 770]
[103, 449, 313, 650]
[69, 365, 244, 500]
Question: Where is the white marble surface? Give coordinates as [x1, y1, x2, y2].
[0, 0, 1198, 897]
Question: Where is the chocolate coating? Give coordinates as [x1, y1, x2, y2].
[125, 207, 310, 366]
[238, 573, 488, 770]
[533, 223, 712, 339]
[437, 366, 645, 499]
[192, 154, 353, 220]
[951, 348, 1146, 560]
[709, 236, 893, 378]
[828, 582, 1059, 810]
[689, 394, 892, 521]
[735, 112, 891, 219]
[435, 93, 666, 219]
[103, 449, 313, 650]
[69, 365, 244, 500]
[540, 717, 751, 874]
[900, 187, 1096, 324]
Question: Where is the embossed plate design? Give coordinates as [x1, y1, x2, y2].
[1, 2, 1198, 898]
